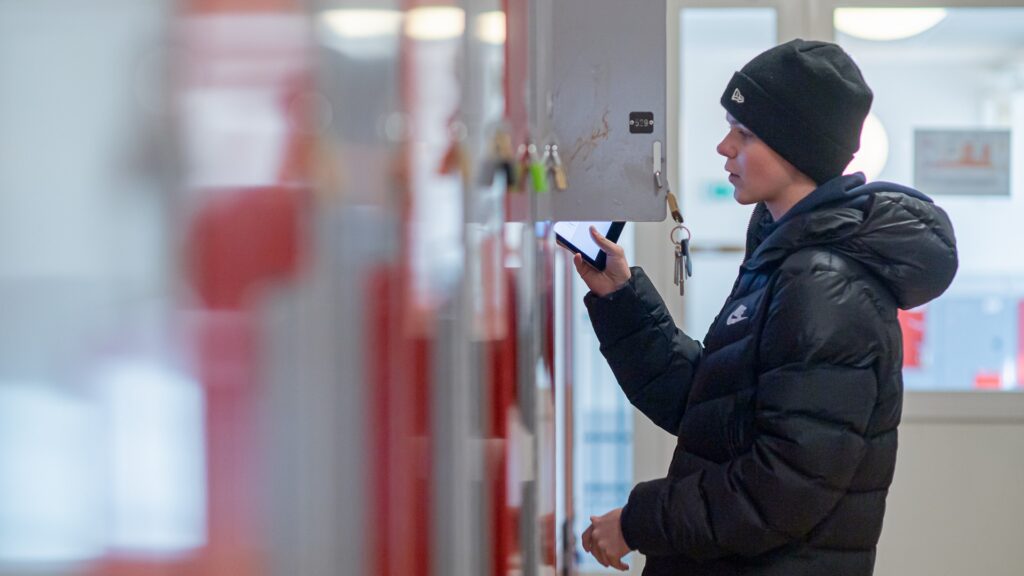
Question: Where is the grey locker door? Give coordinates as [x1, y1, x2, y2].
[549, 0, 667, 222]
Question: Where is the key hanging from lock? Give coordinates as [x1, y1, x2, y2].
[511, 141, 529, 193]
[494, 127, 517, 188]
[548, 142, 569, 191]
[681, 236, 692, 293]
[527, 139, 549, 193]
[673, 242, 682, 292]
[658, 173, 685, 225]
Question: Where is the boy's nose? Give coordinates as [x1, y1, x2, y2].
[716, 135, 733, 158]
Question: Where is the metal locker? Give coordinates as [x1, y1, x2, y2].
[546, 0, 668, 222]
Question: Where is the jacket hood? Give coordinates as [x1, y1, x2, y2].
[742, 173, 958, 309]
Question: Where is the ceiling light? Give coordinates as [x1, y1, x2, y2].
[318, 9, 402, 39]
[834, 8, 947, 41]
[316, 9, 402, 59]
[474, 11, 506, 45]
[405, 6, 465, 41]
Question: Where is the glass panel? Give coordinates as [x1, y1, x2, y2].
[835, 7, 1024, 391]
[680, 8, 778, 248]
[571, 226, 634, 571]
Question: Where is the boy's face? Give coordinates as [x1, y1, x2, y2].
[716, 113, 808, 207]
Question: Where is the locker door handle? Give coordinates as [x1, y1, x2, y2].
[654, 140, 664, 189]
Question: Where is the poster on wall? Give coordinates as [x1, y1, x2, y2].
[914, 129, 1011, 196]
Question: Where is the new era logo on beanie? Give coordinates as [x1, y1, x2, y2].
[719, 39, 873, 184]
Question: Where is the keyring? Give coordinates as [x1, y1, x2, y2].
[670, 224, 691, 245]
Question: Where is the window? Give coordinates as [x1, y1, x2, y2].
[834, 7, 1024, 391]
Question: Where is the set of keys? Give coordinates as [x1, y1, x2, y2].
[662, 178, 692, 296]
[510, 137, 570, 193]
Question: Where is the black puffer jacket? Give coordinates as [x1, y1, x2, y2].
[585, 174, 957, 575]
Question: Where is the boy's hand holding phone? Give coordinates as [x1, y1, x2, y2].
[573, 226, 631, 297]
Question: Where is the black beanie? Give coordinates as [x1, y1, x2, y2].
[720, 39, 873, 184]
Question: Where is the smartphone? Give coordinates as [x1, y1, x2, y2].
[553, 221, 625, 271]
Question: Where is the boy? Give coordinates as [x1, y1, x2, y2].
[576, 39, 957, 575]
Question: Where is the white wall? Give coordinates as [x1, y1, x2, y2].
[876, 394, 1024, 576]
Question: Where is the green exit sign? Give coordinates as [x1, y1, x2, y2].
[707, 181, 732, 201]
